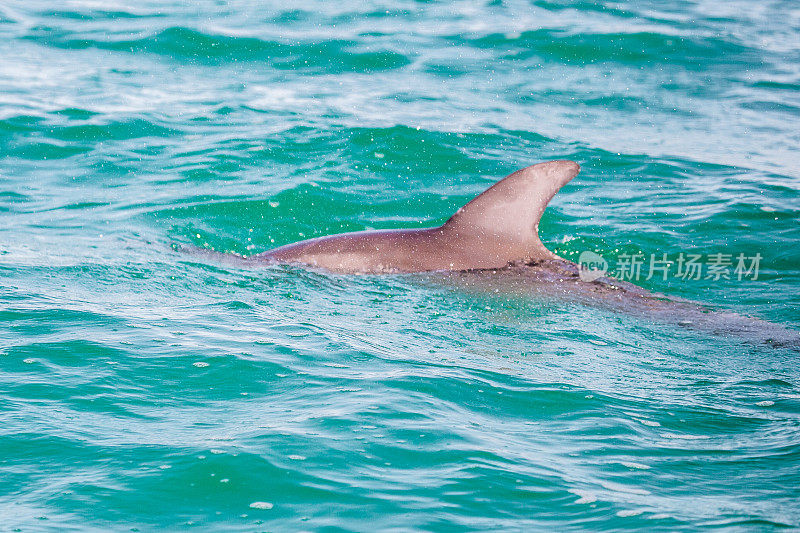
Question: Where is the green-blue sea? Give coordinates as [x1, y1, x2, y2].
[2, 1, 799, 530]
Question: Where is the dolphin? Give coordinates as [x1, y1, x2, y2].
[180, 159, 800, 350]
[244, 160, 580, 273]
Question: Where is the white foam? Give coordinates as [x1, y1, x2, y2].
[638, 419, 661, 427]
[600, 481, 651, 495]
[249, 501, 274, 510]
[620, 461, 651, 470]
[569, 489, 597, 504]
[617, 509, 645, 517]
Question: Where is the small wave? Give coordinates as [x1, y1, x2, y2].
[0, 112, 177, 154]
[26, 25, 412, 72]
[458, 29, 759, 68]
[37, 8, 164, 22]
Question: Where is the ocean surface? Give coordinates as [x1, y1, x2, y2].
[2, 0, 799, 530]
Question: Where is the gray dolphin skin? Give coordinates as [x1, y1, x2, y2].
[250, 160, 580, 273]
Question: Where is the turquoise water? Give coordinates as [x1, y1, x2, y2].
[2, 0, 800, 530]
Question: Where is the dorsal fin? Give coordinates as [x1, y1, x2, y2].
[443, 160, 579, 260]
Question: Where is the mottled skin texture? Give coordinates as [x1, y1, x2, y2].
[249, 160, 580, 273]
